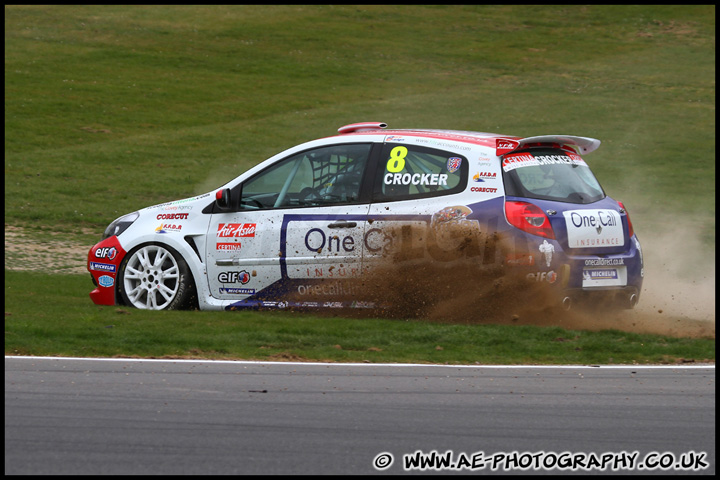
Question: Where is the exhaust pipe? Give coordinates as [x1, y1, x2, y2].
[627, 293, 638, 309]
[561, 296, 573, 311]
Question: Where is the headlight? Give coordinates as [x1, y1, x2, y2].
[102, 211, 139, 240]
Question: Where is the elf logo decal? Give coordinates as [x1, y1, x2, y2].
[526, 270, 557, 284]
[218, 270, 251, 284]
[217, 223, 256, 238]
[95, 247, 117, 260]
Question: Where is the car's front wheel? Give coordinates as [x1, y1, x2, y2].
[118, 243, 195, 310]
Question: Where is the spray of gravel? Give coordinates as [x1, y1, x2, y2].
[338, 220, 715, 339]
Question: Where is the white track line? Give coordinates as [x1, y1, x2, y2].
[4, 355, 714, 369]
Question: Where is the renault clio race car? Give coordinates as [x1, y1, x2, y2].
[87, 122, 643, 312]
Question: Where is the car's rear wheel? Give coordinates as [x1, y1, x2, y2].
[118, 243, 195, 310]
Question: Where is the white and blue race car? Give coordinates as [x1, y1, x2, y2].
[88, 122, 643, 312]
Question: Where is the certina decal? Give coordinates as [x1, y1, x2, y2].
[218, 271, 251, 284]
[216, 242, 241, 251]
[384, 172, 448, 186]
[502, 153, 536, 172]
[503, 152, 588, 172]
[89, 262, 117, 273]
[446, 157, 462, 173]
[98, 275, 114, 288]
[94, 246, 117, 260]
[217, 223, 256, 238]
[156, 213, 189, 220]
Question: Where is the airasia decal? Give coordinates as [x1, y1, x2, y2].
[217, 223, 256, 238]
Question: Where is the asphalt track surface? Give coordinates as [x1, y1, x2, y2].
[5, 357, 715, 475]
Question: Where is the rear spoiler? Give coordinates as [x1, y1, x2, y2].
[496, 135, 601, 156]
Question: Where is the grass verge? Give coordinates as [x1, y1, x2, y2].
[5, 271, 714, 364]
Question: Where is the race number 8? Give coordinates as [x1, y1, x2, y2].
[386, 146, 407, 173]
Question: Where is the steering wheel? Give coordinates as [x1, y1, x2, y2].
[299, 186, 321, 202]
[242, 197, 264, 209]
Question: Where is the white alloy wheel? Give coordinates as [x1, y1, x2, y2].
[120, 244, 185, 310]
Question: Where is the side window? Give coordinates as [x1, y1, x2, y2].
[373, 143, 468, 202]
[238, 143, 372, 210]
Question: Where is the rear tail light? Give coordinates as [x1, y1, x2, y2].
[505, 200, 555, 239]
[618, 201, 634, 237]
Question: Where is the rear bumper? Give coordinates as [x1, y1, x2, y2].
[507, 233, 643, 310]
[559, 285, 640, 310]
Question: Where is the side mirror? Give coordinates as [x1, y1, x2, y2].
[215, 188, 232, 211]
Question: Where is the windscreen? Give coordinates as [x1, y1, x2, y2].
[501, 148, 605, 204]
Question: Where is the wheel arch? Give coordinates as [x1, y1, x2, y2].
[115, 237, 203, 310]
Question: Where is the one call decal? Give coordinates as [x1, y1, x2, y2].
[564, 209, 624, 248]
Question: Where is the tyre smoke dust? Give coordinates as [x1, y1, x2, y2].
[339, 220, 715, 339]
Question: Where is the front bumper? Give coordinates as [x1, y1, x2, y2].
[87, 236, 127, 306]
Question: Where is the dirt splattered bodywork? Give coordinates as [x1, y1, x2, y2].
[87, 123, 643, 313]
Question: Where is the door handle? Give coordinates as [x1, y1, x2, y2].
[328, 221, 357, 229]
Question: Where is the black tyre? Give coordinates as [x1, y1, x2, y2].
[118, 243, 195, 310]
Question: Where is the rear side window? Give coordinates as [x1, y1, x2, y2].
[501, 148, 605, 204]
[372, 143, 467, 202]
